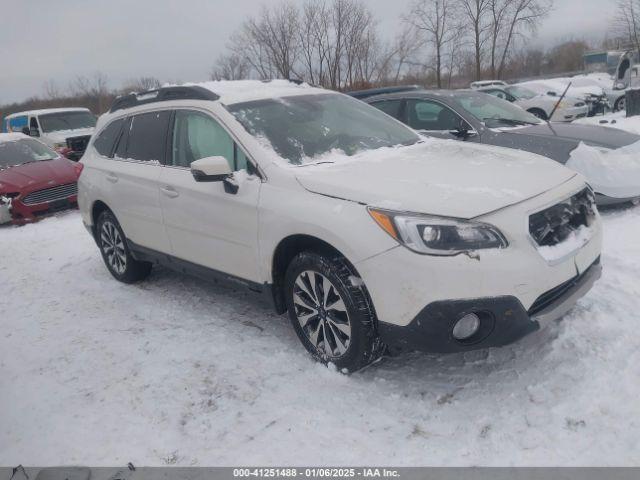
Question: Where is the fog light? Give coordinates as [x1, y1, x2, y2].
[452, 313, 481, 340]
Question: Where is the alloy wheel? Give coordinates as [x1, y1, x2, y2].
[292, 270, 351, 358]
[100, 221, 127, 275]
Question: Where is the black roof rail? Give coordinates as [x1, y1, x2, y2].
[346, 85, 422, 99]
[109, 85, 220, 113]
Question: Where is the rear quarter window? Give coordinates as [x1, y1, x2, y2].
[93, 118, 124, 157]
[123, 111, 171, 163]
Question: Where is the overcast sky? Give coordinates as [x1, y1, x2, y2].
[0, 0, 614, 105]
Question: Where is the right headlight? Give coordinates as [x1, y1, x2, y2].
[368, 208, 508, 256]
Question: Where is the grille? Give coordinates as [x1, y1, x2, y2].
[528, 257, 600, 316]
[66, 135, 91, 153]
[22, 182, 78, 206]
[529, 188, 596, 247]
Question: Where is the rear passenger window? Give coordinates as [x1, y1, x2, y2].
[123, 111, 171, 163]
[93, 119, 124, 157]
[371, 100, 403, 120]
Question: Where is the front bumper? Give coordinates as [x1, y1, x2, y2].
[378, 259, 602, 353]
[551, 105, 589, 122]
[8, 195, 78, 223]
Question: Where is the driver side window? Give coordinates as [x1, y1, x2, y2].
[406, 99, 464, 131]
[172, 111, 234, 169]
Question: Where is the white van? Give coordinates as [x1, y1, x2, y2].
[3, 108, 96, 161]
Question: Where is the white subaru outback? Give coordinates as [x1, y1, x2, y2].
[78, 80, 602, 372]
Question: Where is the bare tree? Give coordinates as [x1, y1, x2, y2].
[234, 2, 300, 80]
[458, 0, 492, 81]
[42, 79, 62, 100]
[493, 0, 553, 78]
[404, 0, 457, 88]
[68, 72, 110, 112]
[613, 0, 640, 54]
[210, 53, 250, 80]
[122, 76, 162, 92]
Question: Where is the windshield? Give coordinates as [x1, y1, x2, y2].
[0, 138, 59, 169]
[227, 93, 420, 164]
[452, 92, 543, 128]
[505, 85, 537, 100]
[38, 111, 97, 133]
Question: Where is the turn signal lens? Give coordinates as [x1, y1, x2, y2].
[368, 208, 398, 240]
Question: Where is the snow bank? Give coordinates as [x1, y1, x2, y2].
[2, 210, 640, 466]
[567, 141, 640, 198]
[574, 111, 640, 135]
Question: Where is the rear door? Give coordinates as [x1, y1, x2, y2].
[98, 110, 171, 253]
[158, 108, 262, 282]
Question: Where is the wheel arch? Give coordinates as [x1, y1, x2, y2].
[90, 200, 112, 240]
[269, 234, 360, 315]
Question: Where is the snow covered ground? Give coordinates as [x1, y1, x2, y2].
[575, 111, 640, 135]
[1, 209, 640, 466]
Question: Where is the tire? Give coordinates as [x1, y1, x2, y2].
[284, 251, 383, 373]
[615, 96, 626, 112]
[527, 108, 548, 121]
[96, 209, 152, 283]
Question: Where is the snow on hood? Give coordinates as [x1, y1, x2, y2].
[0, 157, 77, 191]
[294, 140, 577, 219]
[44, 127, 95, 143]
[567, 140, 640, 198]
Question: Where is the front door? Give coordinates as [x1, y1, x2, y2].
[158, 109, 262, 283]
[405, 99, 477, 141]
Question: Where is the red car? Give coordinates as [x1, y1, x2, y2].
[0, 133, 83, 224]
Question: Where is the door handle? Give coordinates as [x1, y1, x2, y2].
[160, 185, 179, 198]
[106, 173, 119, 183]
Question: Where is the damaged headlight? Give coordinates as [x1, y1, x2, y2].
[368, 208, 508, 255]
[0, 193, 16, 224]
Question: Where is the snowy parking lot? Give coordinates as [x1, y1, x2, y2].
[1, 208, 640, 466]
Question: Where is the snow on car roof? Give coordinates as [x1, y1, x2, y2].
[0, 132, 28, 144]
[5, 107, 91, 119]
[184, 79, 330, 105]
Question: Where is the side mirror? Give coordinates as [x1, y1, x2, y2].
[190, 156, 232, 182]
[450, 120, 475, 139]
[21, 127, 30, 136]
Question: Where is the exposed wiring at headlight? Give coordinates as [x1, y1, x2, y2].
[368, 208, 508, 256]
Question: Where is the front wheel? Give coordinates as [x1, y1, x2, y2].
[96, 210, 152, 283]
[615, 96, 626, 112]
[284, 251, 383, 372]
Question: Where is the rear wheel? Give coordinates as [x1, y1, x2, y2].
[284, 251, 383, 372]
[528, 108, 548, 120]
[96, 210, 152, 283]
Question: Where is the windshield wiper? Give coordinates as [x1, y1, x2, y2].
[484, 117, 537, 126]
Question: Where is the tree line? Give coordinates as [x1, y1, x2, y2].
[5, 0, 623, 119]
[211, 0, 554, 90]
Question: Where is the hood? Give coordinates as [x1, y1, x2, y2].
[45, 128, 95, 144]
[0, 157, 78, 192]
[294, 140, 576, 219]
[503, 122, 640, 149]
